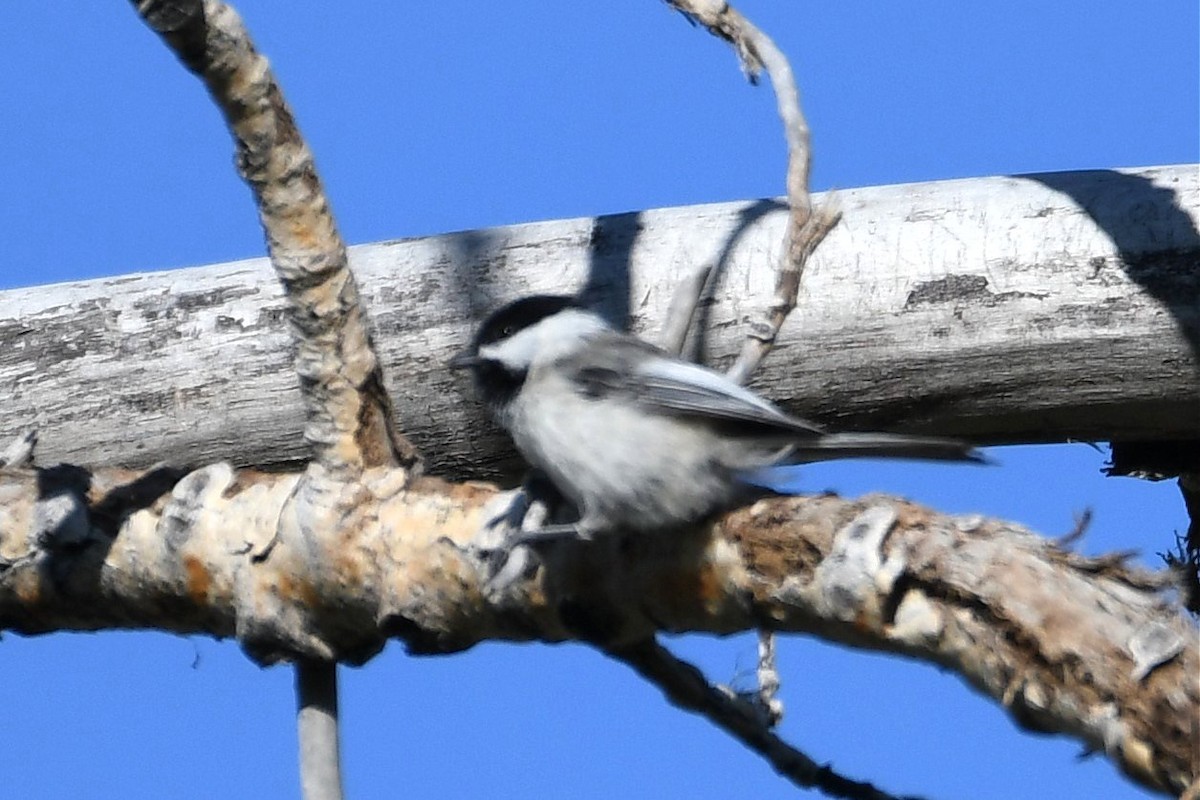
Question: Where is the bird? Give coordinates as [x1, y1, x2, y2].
[450, 294, 982, 543]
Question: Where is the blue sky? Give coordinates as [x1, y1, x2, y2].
[1, 2, 1196, 798]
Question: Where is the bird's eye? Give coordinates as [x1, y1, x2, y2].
[501, 325, 515, 337]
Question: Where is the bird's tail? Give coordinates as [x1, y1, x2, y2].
[786, 432, 987, 464]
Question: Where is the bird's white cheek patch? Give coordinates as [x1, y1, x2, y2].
[479, 337, 536, 371]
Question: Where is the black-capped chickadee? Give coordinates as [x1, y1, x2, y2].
[451, 295, 982, 542]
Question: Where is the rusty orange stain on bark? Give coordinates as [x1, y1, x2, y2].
[410, 476, 498, 504]
[221, 469, 276, 499]
[277, 571, 318, 607]
[184, 555, 212, 604]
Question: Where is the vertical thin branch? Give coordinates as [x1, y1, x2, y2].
[755, 629, 783, 726]
[665, 0, 841, 383]
[129, 3, 419, 797]
[296, 659, 345, 800]
[635, 5, 921, 796]
[662, 0, 841, 733]
[659, 264, 714, 356]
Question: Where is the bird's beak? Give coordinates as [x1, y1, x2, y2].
[448, 350, 479, 370]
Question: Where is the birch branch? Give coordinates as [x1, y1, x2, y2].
[0, 462, 1193, 794]
[296, 659, 345, 800]
[3, 2, 1196, 795]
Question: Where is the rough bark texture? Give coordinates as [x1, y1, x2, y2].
[128, 4, 424, 799]
[135, 0, 416, 482]
[0, 462, 1194, 794]
[2, 165, 1197, 480]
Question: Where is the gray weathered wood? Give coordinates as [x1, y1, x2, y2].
[2, 165, 1197, 480]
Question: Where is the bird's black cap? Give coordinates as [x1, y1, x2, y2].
[448, 294, 580, 370]
[470, 295, 581, 350]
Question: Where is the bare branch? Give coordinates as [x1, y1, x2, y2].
[658, 263, 713, 356]
[4, 166, 1196, 476]
[664, 0, 765, 82]
[296, 659, 345, 800]
[129, 5, 421, 796]
[660, 3, 855, 782]
[132, 0, 419, 480]
[3, 4, 1185, 800]
[1105, 442, 1200, 612]
[607, 638, 919, 800]
[1171, 474, 1200, 614]
[665, 0, 842, 383]
[0, 464, 1192, 794]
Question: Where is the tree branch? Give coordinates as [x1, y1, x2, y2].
[659, 264, 714, 357]
[664, 0, 842, 383]
[133, 0, 419, 480]
[606, 638, 920, 800]
[0, 463, 1192, 794]
[657, 0, 840, 777]
[296, 659, 345, 800]
[129, 5, 423, 799]
[3, 166, 1195, 478]
[3, 4, 1195, 798]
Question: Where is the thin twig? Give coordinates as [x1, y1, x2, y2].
[665, 0, 841, 383]
[755, 629, 784, 726]
[1175, 473, 1200, 615]
[658, 263, 714, 356]
[606, 638, 923, 800]
[1181, 473, 1199, 557]
[0, 428, 36, 469]
[658, 0, 849, 783]
[1054, 507, 1094, 549]
[129, 3, 404, 797]
[659, 262, 790, 728]
[296, 659, 345, 800]
[663, 0, 844, 770]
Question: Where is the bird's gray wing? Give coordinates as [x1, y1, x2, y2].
[565, 334, 983, 463]
[568, 334, 824, 437]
